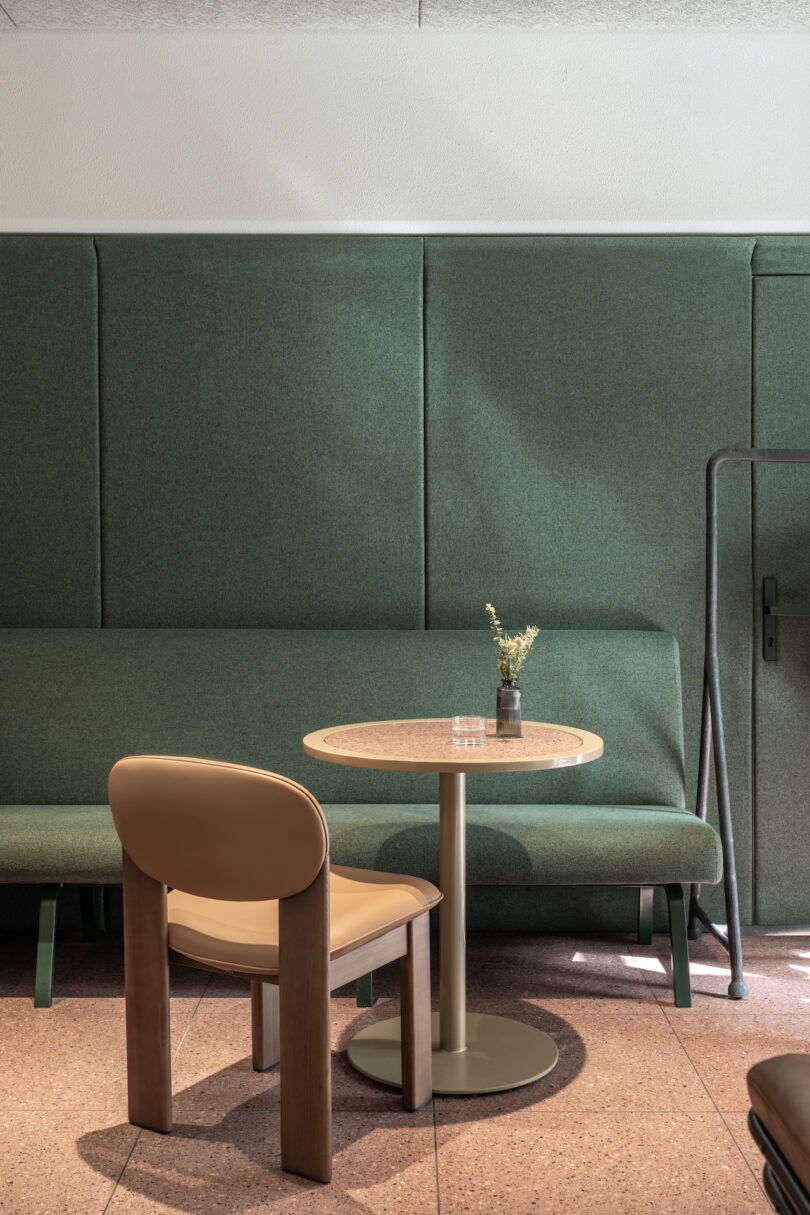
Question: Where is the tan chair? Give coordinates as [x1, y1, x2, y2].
[108, 755, 441, 1184]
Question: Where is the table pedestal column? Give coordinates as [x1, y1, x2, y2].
[346, 768, 560, 1095]
[439, 772, 466, 1052]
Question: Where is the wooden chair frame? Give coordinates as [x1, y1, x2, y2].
[122, 849, 432, 1184]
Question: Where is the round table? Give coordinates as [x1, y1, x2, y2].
[303, 717, 603, 1096]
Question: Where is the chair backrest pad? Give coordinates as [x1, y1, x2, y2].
[109, 755, 328, 901]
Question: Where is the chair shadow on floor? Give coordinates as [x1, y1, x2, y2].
[76, 1002, 585, 1212]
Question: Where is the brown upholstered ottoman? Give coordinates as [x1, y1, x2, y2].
[748, 1054, 810, 1214]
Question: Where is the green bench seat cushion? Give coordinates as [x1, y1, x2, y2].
[0, 802, 720, 889]
[325, 804, 721, 887]
[0, 806, 123, 885]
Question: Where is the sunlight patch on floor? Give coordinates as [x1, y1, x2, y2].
[620, 955, 666, 973]
[687, 962, 764, 978]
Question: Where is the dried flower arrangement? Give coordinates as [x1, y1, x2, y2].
[485, 603, 539, 683]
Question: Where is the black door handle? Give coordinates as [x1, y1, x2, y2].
[762, 577, 810, 661]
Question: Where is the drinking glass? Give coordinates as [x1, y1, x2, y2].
[451, 715, 486, 746]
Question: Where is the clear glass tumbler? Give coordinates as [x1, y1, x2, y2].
[451, 715, 487, 746]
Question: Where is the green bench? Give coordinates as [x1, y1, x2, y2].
[0, 626, 721, 1008]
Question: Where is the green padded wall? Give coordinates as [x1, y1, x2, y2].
[6, 232, 810, 926]
[96, 237, 424, 628]
[752, 275, 810, 923]
[0, 628, 684, 812]
[751, 238, 810, 276]
[0, 236, 100, 626]
[424, 236, 756, 920]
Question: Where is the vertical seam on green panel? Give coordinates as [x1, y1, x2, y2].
[750, 272, 758, 924]
[94, 236, 104, 629]
[422, 236, 429, 631]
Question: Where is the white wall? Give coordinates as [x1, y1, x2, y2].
[1, 28, 808, 232]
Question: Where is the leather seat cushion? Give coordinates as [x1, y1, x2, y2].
[748, 1054, 810, 1196]
[167, 864, 441, 975]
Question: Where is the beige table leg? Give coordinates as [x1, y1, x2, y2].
[439, 771, 466, 1052]
[347, 768, 560, 1095]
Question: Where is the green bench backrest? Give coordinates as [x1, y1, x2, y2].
[0, 628, 684, 809]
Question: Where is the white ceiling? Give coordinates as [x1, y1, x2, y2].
[1, 0, 809, 27]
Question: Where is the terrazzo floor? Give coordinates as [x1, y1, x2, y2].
[2, 925, 805, 1214]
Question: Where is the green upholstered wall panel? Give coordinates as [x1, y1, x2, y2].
[752, 237, 810, 276]
[0, 236, 100, 626]
[96, 236, 424, 628]
[424, 236, 755, 921]
[752, 275, 810, 923]
[0, 629, 684, 812]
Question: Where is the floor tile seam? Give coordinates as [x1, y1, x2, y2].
[9, 1000, 127, 1014]
[527, 1019, 696, 1040]
[102, 1127, 142, 1215]
[524, 1006, 683, 1020]
[170, 1103, 432, 1116]
[499, 995, 671, 1006]
[660, 1010, 810, 1020]
[433, 1102, 725, 1119]
[625, 942, 810, 968]
[517, 1010, 670, 1020]
[527, 1005, 669, 1015]
[432, 1098, 442, 1215]
[662, 1014, 734, 1120]
[0, 1106, 131, 1116]
[622, 942, 672, 1008]
[3, 1101, 751, 1120]
[717, 1109, 770, 1200]
[419, 1002, 667, 1014]
[661, 1009, 810, 1029]
[170, 973, 214, 1062]
[625, 941, 737, 977]
[628, 949, 810, 966]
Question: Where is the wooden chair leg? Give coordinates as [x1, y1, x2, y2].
[279, 862, 332, 1183]
[251, 980, 280, 1071]
[122, 850, 172, 1132]
[665, 883, 692, 1009]
[34, 883, 61, 1008]
[400, 913, 432, 1111]
[637, 886, 654, 945]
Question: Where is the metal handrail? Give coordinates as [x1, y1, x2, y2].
[690, 447, 810, 999]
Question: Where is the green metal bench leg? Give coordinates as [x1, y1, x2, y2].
[34, 883, 62, 1008]
[637, 886, 654, 945]
[79, 885, 105, 943]
[356, 971, 374, 1007]
[665, 883, 692, 1008]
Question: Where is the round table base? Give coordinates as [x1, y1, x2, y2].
[347, 1012, 559, 1096]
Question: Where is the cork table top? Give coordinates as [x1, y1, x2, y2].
[302, 718, 603, 774]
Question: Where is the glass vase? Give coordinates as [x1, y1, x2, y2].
[496, 680, 522, 738]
